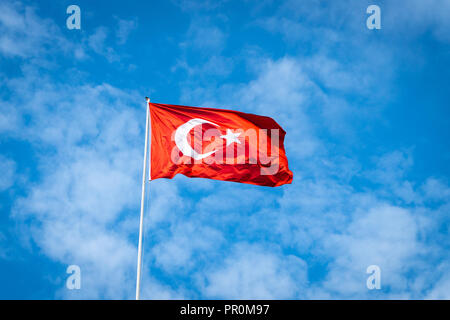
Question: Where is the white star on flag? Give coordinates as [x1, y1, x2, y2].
[220, 129, 241, 146]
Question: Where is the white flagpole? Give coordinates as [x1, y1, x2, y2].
[136, 97, 150, 300]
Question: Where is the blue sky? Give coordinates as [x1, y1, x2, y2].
[0, 0, 449, 299]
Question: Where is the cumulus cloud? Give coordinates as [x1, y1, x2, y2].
[0, 5, 157, 295]
[0, 2, 72, 58]
[152, 222, 224, 272]
[320, 205, 420, 298]
[9, 81, 143, 298]
[0, 2, 135, 65]
[203, 243, 307, 299]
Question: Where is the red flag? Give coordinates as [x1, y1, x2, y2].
[149, 103, 293, 187]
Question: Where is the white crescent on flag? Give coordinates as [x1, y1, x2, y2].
[174, 118, 219, 160]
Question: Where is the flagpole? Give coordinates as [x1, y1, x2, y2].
[136, 97, 150, 300]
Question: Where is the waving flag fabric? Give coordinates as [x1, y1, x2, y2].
[149, 103, 293, 187]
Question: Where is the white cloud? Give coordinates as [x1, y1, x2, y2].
[152, 222, 224, 272]
[88, 27, 120, 62]
[179, 18, 228, 54]
[0, 2, 132, 64]
[0, 2, 73, 58]
[422, 178, 450, 202]
[0, 28, 163, 296]
[369, 151, 414, 184]
[257, 0, 450, 44]
[116, 18, 138, 45]
[203, 243, 308, 299]
[426, 265, 450, 299]
[0, 155, 16, 191]
[9, 81, 144, 298]
[140, 276, 186, 299]
[385, 0, 450, 43]
[320, 205, 420, 298]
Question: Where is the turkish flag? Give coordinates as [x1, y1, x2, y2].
[149, 103, 293, 187]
